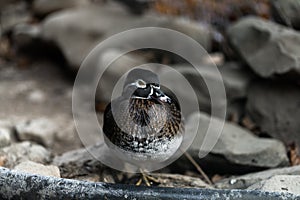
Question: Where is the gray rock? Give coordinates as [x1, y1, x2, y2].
[0, 141, 51, 168]
[215, 165, 300, 189]
[15, 118, 58, 147]
[0, 2, 30, 34]
[187, 112, 289, 168]
[33, 0, 89, 16]
[53, 144, 107, 178]
[14, 161, 60, 178]
[0, 127, 11, 148]
[271, 0, 300, 29]
[227, 17, 300, 77]
[246, 81, 300, 149]
[164, 63, 254, 116]
[41, 2, 137, 69]
[41, 3, 213, 70]
[248, 175, 300, 195]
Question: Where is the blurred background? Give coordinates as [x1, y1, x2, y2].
[0, 0, 300, 189]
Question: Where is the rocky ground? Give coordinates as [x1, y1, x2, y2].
[1, 0, 300, 198]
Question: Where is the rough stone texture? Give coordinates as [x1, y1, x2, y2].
[14, 161, 60, 178]
[0, 167, 299, 200]
[215, 165, 300, 189]
[164, 63, 254, 116]
[271, 0, 300, 30]
[53, 144, 106, 178]
[15, 118, 59, 147]
[0, 141, 51, 168]
[227, 17, 300, 77]
[0, 2, 30, 33]
[187, 112, 289, 168]
[248, 175, 300, 195]
[33, 0, 89, 16]
[0, 127, 12, 148]
[41, 2, 213, 70]
[246, 81, 300, 149]
[95, 49, 146, 103]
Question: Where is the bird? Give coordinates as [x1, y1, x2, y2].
[102, 68, 184, 178]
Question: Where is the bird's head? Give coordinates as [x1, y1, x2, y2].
[122, 68, 171, 104]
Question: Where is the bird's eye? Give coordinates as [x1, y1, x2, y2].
[136, 79, 146, 88]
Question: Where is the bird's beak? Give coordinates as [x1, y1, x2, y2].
[151, 86, 170, 103]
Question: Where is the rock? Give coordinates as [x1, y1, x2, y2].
[41, 3, 137, 69]
[218, 62, 255, 100]
[14, 161, 60, 178]
[187, 112, 289, 168]
[248, 175, 300, 195]
[271, 0, 300, 30]
[27, 89, 46, 103]
[15, 118, 58, 147]
[0, 2, 30, 34]
[33, 0, 89, 16]
[227, 17, 300, 77]
[164, 63, 254, 116]
[0, 127, 11, 148]
[215, 165, 300, 189]
[0, 141, 51, 168]
[246, 81, 300, 149]
[95, 49, 146, 103]
[41, 3, 213, 70]
[53, 144, 106, 178]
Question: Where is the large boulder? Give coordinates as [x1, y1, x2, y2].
[227, 17, 300, 78]
[271, 0, 300, 30]
[187, 112, 289, 168]
[246, 81, 300, 149]
[41, 2, 213, 70]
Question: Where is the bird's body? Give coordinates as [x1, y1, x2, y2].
[103, 69, 183, 165]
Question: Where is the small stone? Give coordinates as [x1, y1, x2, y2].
[0, 128, 11, 148]
[14, 161, 60, 178]
[215, 165, 300, 189]
[15, 118, 58, 147]
[187, 112, 289, 168]
[227, 17, 300, 77]
[248, 175, 300, 195]
[0, 141, 51, 168]
[27, 90, 46, 103]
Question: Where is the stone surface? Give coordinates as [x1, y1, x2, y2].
[271, 0, 300, 30]
[163, 63, 254, 116]
[227, 17, 300, 77]
[14, 161, 60, 178]
[33, 0, 89, 16]
[248, 175, 300, 195]
[15, 118, 59, 147]
[0, 2, 30, 34]
[0, 141, 51, 168]
[246, 81, 300, 149]
[0, 127, 11, 148]
[215, 165, 300, 189]
[0, 167, 299, 200]
[53, 144, 106, 178]
[187, 112, 289, 168]
[41, 2, 213, 70]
